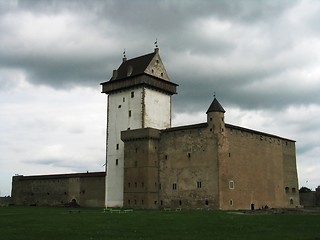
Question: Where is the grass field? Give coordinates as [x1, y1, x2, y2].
[0, 206, 320, 240]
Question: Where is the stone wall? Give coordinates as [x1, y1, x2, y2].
[11, 172, 105, 207]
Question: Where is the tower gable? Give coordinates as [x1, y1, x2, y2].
[101, 48, 178, 95]
[110, 48, 169, 82]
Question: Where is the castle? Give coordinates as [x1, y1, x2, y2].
[100, 48, 300, 210]
[11, 48, 299, 210]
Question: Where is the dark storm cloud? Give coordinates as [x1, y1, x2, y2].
[0, 0, 318, 109]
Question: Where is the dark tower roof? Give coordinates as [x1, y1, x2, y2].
[100, 48, 178, 95]
[110, 52, 156, 81]
[206, 98, 225, 113]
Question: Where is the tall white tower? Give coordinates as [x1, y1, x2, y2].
[101, 48, 178, 207]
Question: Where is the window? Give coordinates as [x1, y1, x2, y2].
[205, 200, 209, 206]
[123, 97, 125, 102]
[129, 110, 132, 117]
[128, 182, 131, 188]
[172, 183, 177, 190]
[131, 91, 134, 98]
[165, 155, 168, 159]
[141, 182, 144, 188]
[290, 198, 294, 205]
[285, 187, 289, 193]
[197, 181, 202, 189]
[229, 180, 234, 189]
[135, 182, 137, 188]
[188, 153, 191, 158]
[230, 199, 233, 206]
[118, 105, 121, 108]
[116, 144, 119, 150]
[116, 159, 118, 166]
[142, 200, 144, 205]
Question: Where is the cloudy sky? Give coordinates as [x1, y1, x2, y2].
[1, 0, 320, 196]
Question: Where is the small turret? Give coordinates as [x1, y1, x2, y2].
[206, 96, 225, 134]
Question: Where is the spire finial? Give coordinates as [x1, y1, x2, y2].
[154, 38, 159, 49]
[213, 92, 216, 99]
[122, 48, 127, 62]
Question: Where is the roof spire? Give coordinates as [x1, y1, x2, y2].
[123, 48, 127, 62]
[154, 38, 159, 52]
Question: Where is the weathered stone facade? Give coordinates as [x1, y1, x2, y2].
[121, 99, 299, 210]
[99, 49, 300, 210]
[11, 172, 105, 207]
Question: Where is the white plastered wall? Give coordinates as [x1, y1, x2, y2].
[105, 86, 172, 207]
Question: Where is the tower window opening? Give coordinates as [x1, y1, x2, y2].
[172, 183, 177, 190]
[197, 181, 202, 189]
[188, 153, 191, 158]
[229, 180, 234, 189]
[118, 105, 121, 108]
[131, 91, 134, 98]
[292, 187, 296, 193]
[123, 97, 125, 102]
[161, 72, 163, 77]
[135, 182, 137, 188]
[116, 144, 119, 150]
[129, 110, 132, 117]
[116, 159, 118, 165]
[230, 199, 233, 206]
[285, 187, 289, 193]
[205, 200, 209, 205]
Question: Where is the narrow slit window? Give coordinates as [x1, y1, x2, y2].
[131, 91, 134, 98]
[115, 159, 118, 165]
[129, 110, 132, 117]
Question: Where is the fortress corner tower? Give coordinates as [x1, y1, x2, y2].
[101, 48, 178, 207]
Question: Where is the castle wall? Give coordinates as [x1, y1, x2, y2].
[158, 124, 220, 209]
[11, 172, 105, 207]
[219, 126, 299, 210]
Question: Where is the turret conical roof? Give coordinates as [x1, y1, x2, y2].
[206, 98, 225, 113]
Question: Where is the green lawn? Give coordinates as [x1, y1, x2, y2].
[0, 206, 320, 240]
